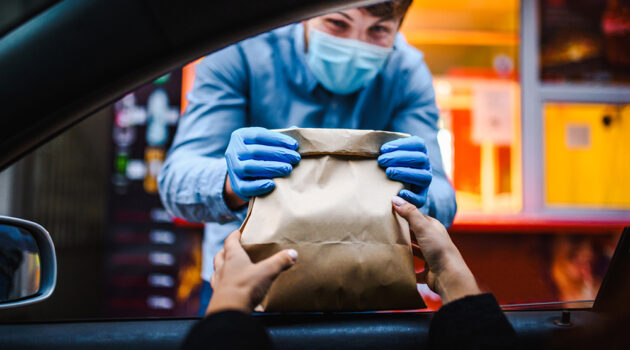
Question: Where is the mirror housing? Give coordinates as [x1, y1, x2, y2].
[0, 216, 56, 309]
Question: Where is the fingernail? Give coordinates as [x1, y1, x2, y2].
[287, 249, 298, 262]
[392, 196, 406, 207]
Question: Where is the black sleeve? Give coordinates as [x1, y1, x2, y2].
[181, 310, 273, 350]
[429, 293, 518, 350]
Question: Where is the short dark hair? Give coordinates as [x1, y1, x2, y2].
[362, 0, 413, 22]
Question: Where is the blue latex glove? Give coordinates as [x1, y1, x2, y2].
[225, 127, 300, 201]
[377, 136, 432, 208]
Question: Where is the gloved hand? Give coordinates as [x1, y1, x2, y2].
[225, 127, 300, 201]
[377, 136, 432, 208]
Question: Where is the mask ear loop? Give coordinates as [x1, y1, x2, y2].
[302, 21, 310, 53]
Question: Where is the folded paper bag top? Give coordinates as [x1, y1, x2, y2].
[240, 128, 426, 311]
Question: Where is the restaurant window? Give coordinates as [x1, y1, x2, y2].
[545, 103, 630, 210]
[540, 0, 630, 86]
[400, 0, 522, 215]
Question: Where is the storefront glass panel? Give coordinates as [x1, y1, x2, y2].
[539, 0, 630, 86]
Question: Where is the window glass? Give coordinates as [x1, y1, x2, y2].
[539, 0, 630, 85]
[106, 71, 203, 317]
[1, 73, 203, 320]
[545, 103, 630, 209]
[400, 0, 522, 215]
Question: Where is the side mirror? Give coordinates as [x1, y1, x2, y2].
[0, 216, 56, 309]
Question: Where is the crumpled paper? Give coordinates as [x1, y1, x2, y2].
[240, 128, 425, 311]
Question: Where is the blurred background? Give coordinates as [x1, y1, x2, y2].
[0, 0, 628, 320]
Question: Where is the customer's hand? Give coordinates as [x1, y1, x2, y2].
[207, 230, 298, 315]
[378, 136, 432, 208]
[224, 127, 301, 209]
[392, 196, 480, 304]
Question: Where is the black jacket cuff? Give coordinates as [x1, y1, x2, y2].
[181, 310, 272, 350]
[429, 293, 518, 349]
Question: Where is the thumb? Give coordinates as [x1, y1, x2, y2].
[255, 249, 298, 281]
[392, 196, 425, 228]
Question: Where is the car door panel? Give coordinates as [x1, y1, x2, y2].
[0, 310, 604, 350]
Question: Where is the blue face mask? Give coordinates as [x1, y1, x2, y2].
[306, 29, 393, 95]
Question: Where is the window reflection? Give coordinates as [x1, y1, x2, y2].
[540, 0, 630, 85]
[0, 225, 40, 301]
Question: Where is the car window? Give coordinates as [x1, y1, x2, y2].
[0, 0, 627, 321]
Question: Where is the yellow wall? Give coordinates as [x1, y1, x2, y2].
[545, 103, 630, 209]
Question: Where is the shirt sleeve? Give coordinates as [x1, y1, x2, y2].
[181, 310, 273, 350]
[158, 45, 250, 224]
[388, 60, 457, 227]
[429, 293, 519, 350]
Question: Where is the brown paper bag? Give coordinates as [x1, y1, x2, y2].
[240, 128, 425, 312]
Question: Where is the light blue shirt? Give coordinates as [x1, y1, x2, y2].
[158, 23, 457, 281]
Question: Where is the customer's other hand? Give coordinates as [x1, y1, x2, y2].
[207, 230, 298, 315]
[392, 196, 480, 304]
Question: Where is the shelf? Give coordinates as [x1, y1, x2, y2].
[451, 212, 628, 233]
[402, 29, 518, 46]
[539, 84, 630, 103]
